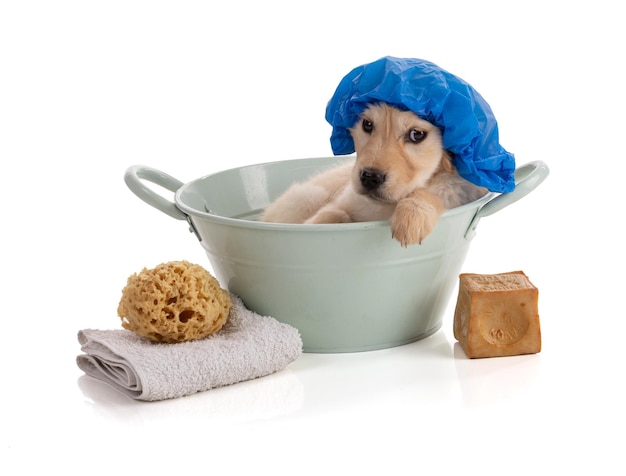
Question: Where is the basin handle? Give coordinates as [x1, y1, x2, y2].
[123, 165, 187, 221]
[465, 160, 550, 239]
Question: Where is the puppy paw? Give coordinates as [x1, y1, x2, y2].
[391, 198, 442, 247]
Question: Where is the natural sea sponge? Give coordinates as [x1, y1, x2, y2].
[117, 261, 232, 343]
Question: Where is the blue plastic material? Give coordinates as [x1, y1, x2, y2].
[325, 57, 516, 193]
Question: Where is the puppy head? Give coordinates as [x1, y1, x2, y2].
[349, 103, 451, 202]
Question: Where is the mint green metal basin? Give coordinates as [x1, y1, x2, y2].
[124, 157, 548, 353]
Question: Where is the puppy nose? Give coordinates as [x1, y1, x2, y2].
[360, 168, 386, 190]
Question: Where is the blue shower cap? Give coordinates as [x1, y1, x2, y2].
[325, 56, 516, 193]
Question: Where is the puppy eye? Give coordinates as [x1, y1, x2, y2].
[362, 119, 373, 133]
[408, 129, 427, 143]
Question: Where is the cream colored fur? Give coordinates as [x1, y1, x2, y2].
[261, 104, 487, 246]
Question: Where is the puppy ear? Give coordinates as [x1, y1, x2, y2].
[441, 151, 455, 173]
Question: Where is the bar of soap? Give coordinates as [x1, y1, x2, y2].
[453, 271, 541, 359]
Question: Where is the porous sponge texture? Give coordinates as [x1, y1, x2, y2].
[117, 261, 232, 343]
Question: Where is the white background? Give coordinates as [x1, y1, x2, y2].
[2, 1, 624, 474]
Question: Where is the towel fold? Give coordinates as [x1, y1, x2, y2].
[77, 295, 302, 401]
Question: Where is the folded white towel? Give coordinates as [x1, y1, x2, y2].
[77, 295, 302, 401]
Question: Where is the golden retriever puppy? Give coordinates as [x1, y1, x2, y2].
[261, 103, 487, 246]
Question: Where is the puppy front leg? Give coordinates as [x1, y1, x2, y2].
[305, 185, 356, 224]
[391, 190, 445, 247]
[305, 205, 352, 224]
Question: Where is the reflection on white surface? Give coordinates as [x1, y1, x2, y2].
[291, 329, 459, 412]
[77, 368, 304, 425]
[453, 343, 542, 407]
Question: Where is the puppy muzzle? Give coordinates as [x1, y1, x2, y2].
[360, 168, 386, 191]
